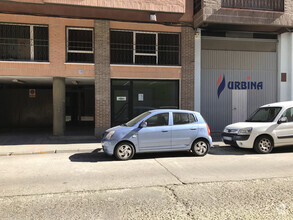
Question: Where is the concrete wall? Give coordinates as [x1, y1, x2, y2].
[14, 0, 186, 13]
[278, 33, 293, 101]
[0, 87, 53, 128]
[195, 0, 293, 28]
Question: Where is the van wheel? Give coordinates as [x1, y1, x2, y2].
[114, 142, 135, 160]
[253, 136, 274, 154]
[191, 139, 209, 156]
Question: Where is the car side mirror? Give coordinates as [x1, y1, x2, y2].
[278, 116, 288, 124]
[139, 121, 147, 128]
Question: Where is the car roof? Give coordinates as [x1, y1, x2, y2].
[261, 101, 293, 108]
[148, 109, 199, 114]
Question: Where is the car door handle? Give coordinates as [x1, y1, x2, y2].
[161, 130, 168, 132]
[190, 128, 197, 130]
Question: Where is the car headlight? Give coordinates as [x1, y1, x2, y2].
[238, 127, 253, 135]
[105, 131, 115, 140]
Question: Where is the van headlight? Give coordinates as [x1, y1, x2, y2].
[238, 127, 253, 135]
[105, 131, 115, 140]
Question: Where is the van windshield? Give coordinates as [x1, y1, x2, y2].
[124, 112, 151, 127]
[246, 107, 282, 122]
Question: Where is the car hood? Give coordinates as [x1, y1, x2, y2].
[225, 122, 275, 130]
[105, 125, 137, 139]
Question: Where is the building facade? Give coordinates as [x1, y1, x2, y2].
[194, 0, 293, 131]
[0, 0, 195, 136]
[1, 0, 293, 136]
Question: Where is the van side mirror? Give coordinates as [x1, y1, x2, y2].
[139, 121, 147, 128]
[278, 117, 288, 124]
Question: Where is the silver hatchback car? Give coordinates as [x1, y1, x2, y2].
[102, 109, 212, 160]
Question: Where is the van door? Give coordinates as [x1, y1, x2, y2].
[274, 107, 293, 145]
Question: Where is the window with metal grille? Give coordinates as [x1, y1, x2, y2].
[66, 27, 94, 63]
[0, 23, 48, 62]
[110, 30, 180, 66]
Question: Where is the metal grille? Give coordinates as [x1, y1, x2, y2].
[222, 0, 284, 12]
[194, 0, 202, 14]
[0, 24, 48, 62]
[66, 27, 94, 63]
[110, 30, 180, 66]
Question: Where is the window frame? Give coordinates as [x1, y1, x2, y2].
[110, 29, 180, 66]
[66, 27, 94, 63]
[172, 112, 198, 126]
[281, 107, 293, 123]
[133, 31, 158, 64]
[145, 112, 170, 127]
[0, 22, 49, 62]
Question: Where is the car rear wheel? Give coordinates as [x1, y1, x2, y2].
[114, 142, 135, 160]
[253, 136, 274, 154]
[191, 139, 209, 156]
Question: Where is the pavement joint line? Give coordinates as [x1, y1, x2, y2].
[2, 176, 293, 200]
[154, 158, 184, 185]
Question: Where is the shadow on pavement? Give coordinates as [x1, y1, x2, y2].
[272, 145, 293, 154]
[69, 145, 293, 163]
[210, 145, 293, 156]
[209, 146, 254, 155]
[69, 150, 194, 163]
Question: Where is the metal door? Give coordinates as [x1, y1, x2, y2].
[112, 89, 131, 126]
[232, 90, 247, 123]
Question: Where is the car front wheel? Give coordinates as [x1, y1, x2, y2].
[114, 142, 135, 160]
[253, 136, 274, 154]
[191, 139, 209, 156]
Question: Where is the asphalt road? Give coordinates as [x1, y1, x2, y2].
[1, 145, 293, 219]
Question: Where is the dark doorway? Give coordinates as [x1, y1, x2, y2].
[111, 79, 179, 126]
[66, 85, 94, 135]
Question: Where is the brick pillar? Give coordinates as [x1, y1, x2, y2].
[94, 20, 111, 137]
[181, 27, 195, 110]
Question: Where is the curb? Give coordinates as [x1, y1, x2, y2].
[0, 148, 99, 157]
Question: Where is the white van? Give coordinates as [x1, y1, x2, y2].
[222, 101, 293, 153]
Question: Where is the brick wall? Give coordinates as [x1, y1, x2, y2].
[94, 20, 111, 137]
[0, 14, 95, 78]
[181, 27, 195, 111]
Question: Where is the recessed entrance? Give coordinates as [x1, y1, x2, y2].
[111, 79, 179, 126]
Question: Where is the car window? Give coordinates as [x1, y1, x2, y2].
[282, 108, 293, 122]
[173, 113, 197, 125]
[246, 107, 281, 122]
[146, 113, 169, 127]
[125, 111, 151, 127]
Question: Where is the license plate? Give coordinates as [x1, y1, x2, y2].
[223, 136, 232, 141]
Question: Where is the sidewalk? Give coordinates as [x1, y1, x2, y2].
[0, 133, 101, 156]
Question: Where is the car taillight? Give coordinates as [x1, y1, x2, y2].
[206, 123, 211, 136]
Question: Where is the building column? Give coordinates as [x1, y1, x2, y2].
[194, 29, 201, 112]
[53, 77, 65, 136]
[278, 33, 293, 101]
[181, 27, 195, 110]
[94, 20, 111, 137]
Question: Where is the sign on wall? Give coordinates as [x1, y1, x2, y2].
[29, 89, 36, 98]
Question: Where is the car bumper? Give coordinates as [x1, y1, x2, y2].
[222, 133, 252, 148]
[101, 139, 117, 155]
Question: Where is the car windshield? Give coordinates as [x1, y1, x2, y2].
[246, 107, 282, 122]
[124, 112, 151, 127]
